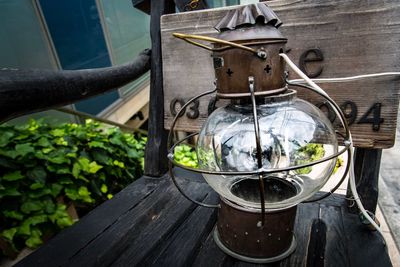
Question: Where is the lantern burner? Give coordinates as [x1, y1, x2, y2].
[214, 196, 297, 263]
[230, 176, 300, 204]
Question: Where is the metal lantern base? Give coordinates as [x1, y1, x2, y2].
[214, 198, 297, 263]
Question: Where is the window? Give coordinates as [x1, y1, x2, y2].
[98, 0, 151, 96]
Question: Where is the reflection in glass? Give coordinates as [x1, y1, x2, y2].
[197, 90, 338, 210]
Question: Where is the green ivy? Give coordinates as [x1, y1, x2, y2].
[294, 143, 325, 175]
[174, 144, 198, 168]
[0, 119, 146, 256]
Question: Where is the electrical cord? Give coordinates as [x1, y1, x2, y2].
[288, 72, 400, 84]
[280, 53, 387, 244]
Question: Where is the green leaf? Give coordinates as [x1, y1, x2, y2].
[50, 128, 65, 137]
[88, 141, 107, 150]
[127, 149, 140, 159]
[3, 171, 24, 181]
[43, 199, 56, 214]
[21, 201, 43, 214]
[28, 188, 52, 198]
[48, 155, 70, 164]
[0, 187, 21, 197]
[56, 217, 73, 228]
[107, 194, 113, 199]
[0, 131, 14, 147]
[50, 184, 63, 197]
[72, 162, 81, 178]
[78, 186, 90, 197]
[100, 184, 108, 193]
[3, 210, 24, 220]
[0, 148, 18, 159]
[25, 229, 43, 248]
[78, 186, 94, 203]
[17, 222, 31, 236]
[54, 137, 68, 146]
[88, 161, 102, 173]
[15, 143, 35, 157]
[25, 215, 48, 225]
[37, 137, 52, 147]
[91, 149, 110, 165]
[110, 135, 124, 147]
[78, 157, 90, 171]
[2, 228, 18, 241]
[0, 156, 18, 168]
[30, 183, 45, 190]
[113, 160, 125, 168]
[58, 177, 73, 185]
[25, 235, 43, 248]
[27, 166, 47, 182]
[42, 147, 53, 154]
[65, 188, 79, 200]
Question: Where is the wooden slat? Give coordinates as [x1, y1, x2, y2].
[144, 0, 175, 176]
[18, 172, 392, 266]
[66, 179, 210, 267]
[144, 192, 219, 266]
[15, 176, 164, 267]
[319, 204, 349, 267]
[340, 207, 391, 267]
[161, 0, 400, 148]
[347, 148, 382, 214]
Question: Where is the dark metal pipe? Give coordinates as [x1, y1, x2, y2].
[0, 49, 151, 122]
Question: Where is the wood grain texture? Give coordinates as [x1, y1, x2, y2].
[346, 148, 382, 214]
[18, 171, 392, 266]
[161, 0, 400, 148]
[15, 176, 164, 267]
[144, 0, 175, 176]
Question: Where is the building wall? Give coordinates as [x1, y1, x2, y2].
[0, 0, 257, 124]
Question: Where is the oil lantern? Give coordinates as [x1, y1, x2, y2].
[168, 3, 351, 263]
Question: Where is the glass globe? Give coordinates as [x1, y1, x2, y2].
[196, 90, 338, 210]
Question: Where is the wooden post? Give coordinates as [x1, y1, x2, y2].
[347, 148, 382, 214]
[144, 0, 175, 177]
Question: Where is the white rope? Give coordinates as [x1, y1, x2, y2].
[280, 53, 386, 243]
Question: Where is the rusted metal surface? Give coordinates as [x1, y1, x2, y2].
[216, 198, 297, 259]
[213, 41, 287, 97]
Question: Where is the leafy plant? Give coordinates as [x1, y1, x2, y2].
[174, 144, 198, 168]
[294, 143, 325, 175]
[0, 119, 146, 256]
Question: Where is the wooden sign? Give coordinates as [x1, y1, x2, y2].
[161, 0, 400, 148]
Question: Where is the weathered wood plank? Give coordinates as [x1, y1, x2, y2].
[15, 176, 164, 267]
[144, 192, 219, 266]
[18, 170, 392, 266]
[161, 0, 400, 148]
[346, 148, 382, 214]
[340, 206, 392, 267]
[66, 179, 210, 267]
[144, 0, 175, 176]
[319, 204, 349, 267]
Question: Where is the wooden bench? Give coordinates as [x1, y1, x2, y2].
[16, 0, 400, 266]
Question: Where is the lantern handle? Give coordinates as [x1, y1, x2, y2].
[172, 33, 267, 59]
[168, 87, 220, 209]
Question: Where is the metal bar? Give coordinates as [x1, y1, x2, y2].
[248, 76, 266, 225]
[0, 49, 151, 123]
[168, 133, 350, 176]
[56, 107, 147, 135]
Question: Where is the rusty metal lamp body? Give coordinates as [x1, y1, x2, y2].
[168, 3, 352, 263]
